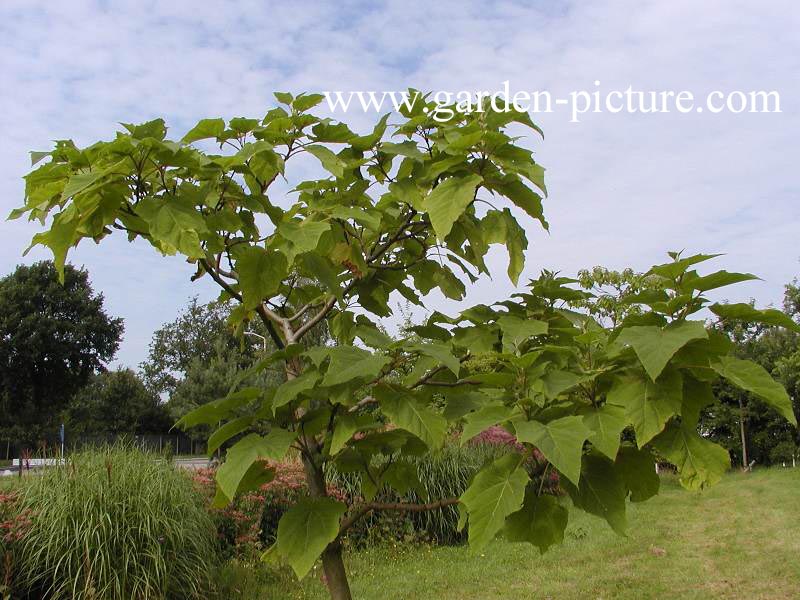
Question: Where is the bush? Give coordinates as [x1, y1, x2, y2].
[191, 466, 269, 559]
[12, 446, 217, 600]
[1, 486, 30, 599]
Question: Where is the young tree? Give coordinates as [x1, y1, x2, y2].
[13, 95, 796, 600]
[0, 261, 123, 444]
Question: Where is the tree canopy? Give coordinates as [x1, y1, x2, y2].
[64, 368, 171, 437]
[13, 93, 796, 600]
[0, 261, 123, 443]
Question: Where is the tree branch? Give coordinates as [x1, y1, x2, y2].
[199, 257, 286, 350]
[338, 497, 460, 538]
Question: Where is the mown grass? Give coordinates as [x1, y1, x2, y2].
[227, 468, 800, 600]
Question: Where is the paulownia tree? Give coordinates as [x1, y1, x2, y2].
[13, 93, 796, 600]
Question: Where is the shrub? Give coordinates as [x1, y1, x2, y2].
[1, 487, 30, 599]
[191, 460, 347, 558]
[191, 466, 267, 559]
[13, 446, 217, 600]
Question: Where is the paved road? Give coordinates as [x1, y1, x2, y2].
[1, 456, 214, 476]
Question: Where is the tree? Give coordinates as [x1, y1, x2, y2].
[13, 94, 796, 600]
[64, 368, 171, 437]
[0, 261, 123, 444]
[141, 297, 258, 397]
[141, 297, 293, 441]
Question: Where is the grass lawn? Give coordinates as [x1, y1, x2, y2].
[239, 468, 800, 600]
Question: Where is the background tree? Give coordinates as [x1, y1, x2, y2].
[63, 368, 171, 437]
[14, 94, 795, 600]
[140, 297, 255, 398]
[141, 297, 292, 442]
[0, 261, 123, 445]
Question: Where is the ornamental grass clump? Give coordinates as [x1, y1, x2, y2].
[13, 446, 216, 600]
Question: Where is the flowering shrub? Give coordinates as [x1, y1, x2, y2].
[0, 492, 31, 546]
[0, 489, 29, 598]
[191, 461, 348, 557]
[470, 425, 525, 452]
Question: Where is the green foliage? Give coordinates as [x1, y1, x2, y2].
[15, 93, 796, 600]
[12, 446, 217, 599]
[0, 261, 123, 443]
[702, 284, 800, 466]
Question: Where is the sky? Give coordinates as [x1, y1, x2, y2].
[1, 0, 798, 369]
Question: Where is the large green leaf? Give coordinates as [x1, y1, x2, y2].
[452, 325, 498, 353]
[543, 370, 589, 400]
[504, 491, 567, 553]
[710, 303, 800, 333]
[653, 423, 730, 490]
[482, 209, 528, 285]
[276, 220, 331, 262]
[182, 118, 225, 143]
[607, 369, 683, 447]
[617, 321, 707, 381]
[681, 376, 716, 429]
[276, 497, 347, 578]
[61, 169, 109, 200]
[329, 413, 360, 455]
[410, 342, 461, 376]
[711, 356, 797, 425]
[207, 416, 254, 456]
[649, 253, 722, 280]
[380, 388, 447, 449]
[687, 270, 758, 292]
[493, 178, 546, 228]
[460, 453, 528, 550]
[582, 403, 627, 460]
[176, 387, 263, 429]
[616, 445, 659, 502]
[564, 453, 627, 535]
[27, 210, 79, 280]
[461, 404, 514, 445]
[514, 416, 589, 485]
[425, 173, 482, 240]
[136, 197, 208, 258]
[306, 145, 346, 178]
[235, 246, 289, 310]
[216, 431, 296, 503]
[273, 370, 321, 411]
[497, 316, 548, 354]
[321, 346, 390, 387]
[381, 141, 425, 161]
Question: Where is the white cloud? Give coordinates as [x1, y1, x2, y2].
[1, 0, 797, 366]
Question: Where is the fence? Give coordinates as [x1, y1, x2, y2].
[1, 432, 207, 462]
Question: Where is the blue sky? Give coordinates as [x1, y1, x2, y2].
[1, 0, 798, 368]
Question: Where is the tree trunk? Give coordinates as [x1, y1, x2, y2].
[301, 449, 353, 600]
[738, 397, 748, 470]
